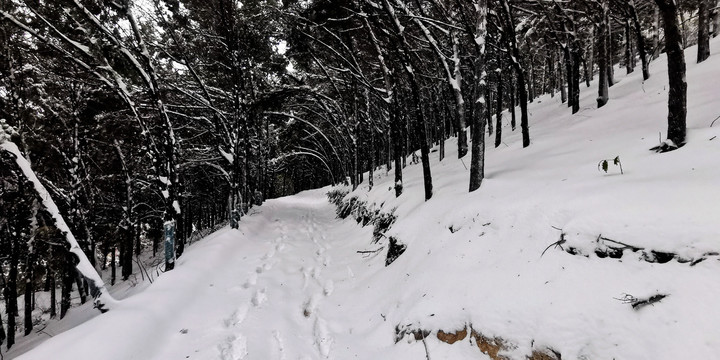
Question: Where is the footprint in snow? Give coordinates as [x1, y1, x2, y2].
[273, 330, 286, 360]
[243, 273, 257, 289]
[313, 317, 333, 358]
[261, 249, 275, 260]
[252, 288, 267, 307]
[323, 280, 334, 296]
[311, 267, 321, 281]
[303, 294, 320, 317]
[218, 334, 248, 360]
[224, 305, 248, 328]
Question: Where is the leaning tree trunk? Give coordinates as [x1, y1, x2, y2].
[655, 0, 687, 147]
[697, 0, 711, 63]
[0, 124, 117, 312]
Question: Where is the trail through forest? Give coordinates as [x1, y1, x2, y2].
[15, 190, 371, 360]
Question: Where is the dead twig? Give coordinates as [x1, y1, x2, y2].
[357, 247, 384, 255]
[711, 114, 720, 127]
[357, 246, 385, 259]
[419, 324, 431, 360]
[542, 227, 566, 257]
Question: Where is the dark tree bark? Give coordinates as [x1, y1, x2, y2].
[487, 83, 494, 135]
[653, 6, 661, 59]
[629, 0, 650, 80]
[571, 47, 581, 114]
[564, 46, 573, 109]
[392, 105, 404, 197]
[559, 51, 567, 103]
[500, 0, 530, 147]
[60, 255, 72, 319]
[509, 75, 517, 130]
[495, 60, 503, 148]
[6, 234, 17, 349]
[698, 0, 711, 63]
[597, 2, 610, 108]
[110, 247, 116, 286]
[469, 0, 488, 192]
[607, 14, 615, 87]
[381, 0, 432, 200]
[0, 306, 5, 347]
[625, 19, 636, 74]
[23, 252, 33, 336]
[586, 27, 595, 82]
[655, 0, 687, 147]
[712, 0, 720, 37]
[49, 268, 56, 319]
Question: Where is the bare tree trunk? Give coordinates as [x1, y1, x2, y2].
[495, 59, 503, 148]
[24, 252, 33, 335]
[469, 0, 488, 192]
[6, 233, 18, 349]
[586, 27, 595, 81]
[392, 106, 403, 196]
[0, 304, 6, 348]
[564, 46, 573, 109]
[597, 3, 610, 108]
[60, 255, 72, 319]
[607, 15, 615, 87]
[712, 0, 720, 37]
[653, 6, 661, 58]
[655, 0, 687, 147]
[510, 77, 517, 130]
[698, 0, 711, 63]
[571, 48, 581, 114]
[559, 53, 567, 103]
[500, 0, 530, 147]
[630, 0, 650, 80]
[625, 19, 636, 74]
[49, 268, 56, 319]
[487, 83, 494, 135]
[110, 248, 116, 286]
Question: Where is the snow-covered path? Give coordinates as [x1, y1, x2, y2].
[18, 189, 383, 360]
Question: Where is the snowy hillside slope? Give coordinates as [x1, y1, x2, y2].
[9, 38, 720, 360]
[326, 37, 720, 359]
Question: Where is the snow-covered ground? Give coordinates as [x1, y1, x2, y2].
[9, 39, 720, 359]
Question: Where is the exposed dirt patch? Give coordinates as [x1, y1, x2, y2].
[436, 327, 467, 344]
[471, 329, 510, 360]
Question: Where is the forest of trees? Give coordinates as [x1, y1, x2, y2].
[0, 0, 716, 350]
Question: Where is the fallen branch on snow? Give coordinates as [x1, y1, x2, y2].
[615, 293, 669, 310]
